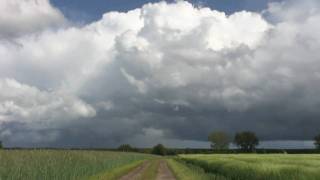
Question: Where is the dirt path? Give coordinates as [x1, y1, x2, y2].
[118, 161, 150, 180]
[118, 159, 176, 180]
[156, 160, 176, 180]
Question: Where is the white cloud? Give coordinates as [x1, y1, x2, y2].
[0, 78, 96, 126]
[0, 0, 66, 39]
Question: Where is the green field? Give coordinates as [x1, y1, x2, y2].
[1, 150, 320, 180]
[177, 154, 320, 180]
[0, 150, 154, 180]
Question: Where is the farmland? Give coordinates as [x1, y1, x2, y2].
[0, 150, 154, 180]
[177, 154, 320, 180]
[1, 150, 320, 180]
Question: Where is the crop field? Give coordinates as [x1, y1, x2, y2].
[1, 150, 320, 180]
[0, 150, 154, 180]
[177, 154, 320, 180]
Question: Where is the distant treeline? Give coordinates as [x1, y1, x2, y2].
[3, 147, 320, 155]
[134, 148, 320, 155]
[116, 144, 320, 155]
[161, 148, 320, 155]
[2, 130, 320, 155]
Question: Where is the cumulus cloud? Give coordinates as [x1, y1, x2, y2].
[0, 79, 95, 128]
[0, 78, 95, 124]
[0, 0, 66, 39]
[0, 78, 95, 144]
[1, 0, 320, 147]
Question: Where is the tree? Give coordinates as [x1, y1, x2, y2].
[314, 134, 320, 149]
[117, 144, 134, 152]
[234, 131, 259, 152]
[208, 131, 230, 150]
[151, 144, 167, 156]
[0, 141, 2, 149]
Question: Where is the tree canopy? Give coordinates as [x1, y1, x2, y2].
[151, 144, 167, 156]
[208, 131, 230, 150]
[314, 134, 320, 149]
[234, 131, 259, 152]
[117, 144, 135, 152]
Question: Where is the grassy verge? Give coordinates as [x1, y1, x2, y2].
[88, 160, 145, 180]
[167, 158, 228, 180]
[140, 159, 160, 180]
[91, 158, 160, 180]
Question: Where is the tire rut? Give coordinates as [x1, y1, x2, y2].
[118, 161, 150, 180]
[156, 160, 176, 180]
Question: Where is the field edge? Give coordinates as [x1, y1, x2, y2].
[87, 160, 146, 180]
[167, 158, 227, 180]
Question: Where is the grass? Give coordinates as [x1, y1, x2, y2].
[140, 159, 160, 180]
[2, 150, 319, 180]
[167, 158, 227, 180]
[179, 154, 320, 180]
[88, 160, 145, 180]
[0, 150, 154, 180]
[91, 158, 161, 180]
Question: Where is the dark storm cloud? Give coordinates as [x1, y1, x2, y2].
[1, 0, 320, 148]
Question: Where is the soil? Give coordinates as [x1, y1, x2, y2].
[155, 160, 176, 180]
[118, 161, 151, 180]
[118, 159, 176, 180]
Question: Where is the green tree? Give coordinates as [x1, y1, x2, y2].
[0, 141, 2, 149]
[234, 131, 259, 152]
[117, 144, 134, 152]
[314, 134, 320, 149]
[151, 144, 167, 156]
[208, 131, 230, 150]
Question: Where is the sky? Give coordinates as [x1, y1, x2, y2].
[0, 0, 320, 149]
[50, 0, 281, 22]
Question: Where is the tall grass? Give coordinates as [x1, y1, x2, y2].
[179, 154, 320, 180]
[139, 159, 161, 180]
[0, 150, 154, 180]
[167, 158, 228, 180]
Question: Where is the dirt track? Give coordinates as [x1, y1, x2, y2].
[119, 161, 151, 180]
[118, 159, 176, 180]
[155, 160, 176, 180]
